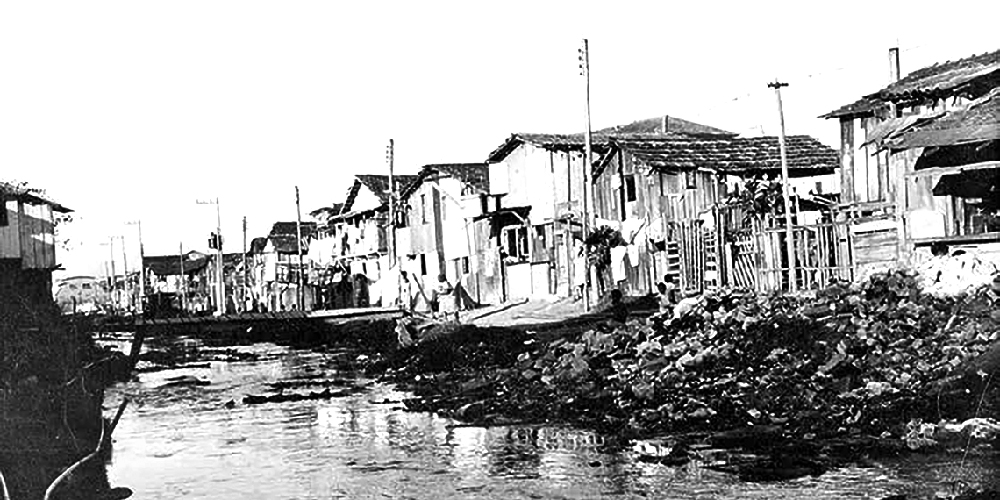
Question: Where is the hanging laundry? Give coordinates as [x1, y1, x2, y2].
[610, 246, 628, 283]
[627, 244, 640, 267]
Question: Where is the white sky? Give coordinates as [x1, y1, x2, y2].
[1, 1, 997, 278]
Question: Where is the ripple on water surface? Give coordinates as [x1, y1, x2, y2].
[103, 341, 1000, 500]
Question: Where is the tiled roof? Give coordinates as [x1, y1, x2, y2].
[888, 86, 1000, 149]
[486, 115, 733, 163]
[823, 48, 1000, 119]
[267, 221, 318, 254]
[595, 115, 735, 136]
[435, 164, 490, 193]
[612, 136, 838, 176]
[0, 181, 71, 212]
[309, 203, 345, 220]
[144, 252, 210, 276]
[355, 174, 419, 206]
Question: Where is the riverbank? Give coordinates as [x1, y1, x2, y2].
[366, 270, 1000, 488]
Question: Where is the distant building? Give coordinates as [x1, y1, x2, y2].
[143, 251, 213, 315]
[0, 181, 72, 325]
[53, 276, 109, 314]
[309, 174, 416, 309]
[252, 221, 317, 311]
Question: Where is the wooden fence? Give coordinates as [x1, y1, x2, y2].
[718, 206, 853, 292]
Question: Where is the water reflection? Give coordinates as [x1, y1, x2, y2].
[103, 341, 1000, 500]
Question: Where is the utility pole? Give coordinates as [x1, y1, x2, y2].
[119, 236, 130, 311]
[179, 242, 186, 312]
[242, 215, 249, 313]
[387, 139, 401, 308]
[107, 237, 117, 313]
[126, 220, 144, 314]
[768, 80, 796, 292]
[295, 186, 305, 310]
[579, 39, 594, 312]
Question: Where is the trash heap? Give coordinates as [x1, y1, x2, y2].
[383, 269, 1000, 441]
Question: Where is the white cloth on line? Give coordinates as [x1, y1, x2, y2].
[610, 246, 628, 282]
[627, 244, 640, 267]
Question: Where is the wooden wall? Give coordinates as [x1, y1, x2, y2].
[0, 200, 56, 269]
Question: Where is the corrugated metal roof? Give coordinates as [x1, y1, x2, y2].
[888, 87, 1000, 149]
[823, 48, 1000, 119]
[612, 136, 838, 176]
[400, 163, 490, 201]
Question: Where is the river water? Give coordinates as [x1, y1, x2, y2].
[100, 339, 999, 500]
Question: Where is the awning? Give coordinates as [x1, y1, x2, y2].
[931, 170, 999, 198]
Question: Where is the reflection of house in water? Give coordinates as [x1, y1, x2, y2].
[822, 48, 1000, 270]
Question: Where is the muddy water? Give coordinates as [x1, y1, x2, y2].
[102, 340, 999, 500]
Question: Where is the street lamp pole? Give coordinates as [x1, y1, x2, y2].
[197, 198, 225, 316]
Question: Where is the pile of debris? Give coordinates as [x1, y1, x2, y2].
[378, 269, 1000, 445]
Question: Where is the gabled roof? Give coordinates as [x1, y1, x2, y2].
[309, 203, 345, 220]
[595, 115, 735, 137]
[249, 236, 268, 255]
[266, 221, 318, 254]
[887, 86, 1000, 149]
[823, 48, 1000, 119]
[608, 136, 838, 177]
[400, 163, 490, 201]
[486, 115, 734, 163]
[0, 181, 72, 212]
[351, 175, 419, 207]
[144, 251, 210, 276]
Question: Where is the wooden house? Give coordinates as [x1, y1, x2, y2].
[254, 221, 317, 311]
[591, 135, 839, 295]
[483, 116, 733, 301]
[143, 251, 212, 315]
[822, 48, 1000, 272]
[0, 181, 71, 324]
[397, 163, 495, 307]
[308, 174, 416, 309]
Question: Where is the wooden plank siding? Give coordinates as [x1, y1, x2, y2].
[594, 150, 720, 296]
[0, 199, 22, 259]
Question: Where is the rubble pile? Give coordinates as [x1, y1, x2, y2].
[379, 269, 1000, 444]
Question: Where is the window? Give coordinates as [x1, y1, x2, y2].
[624, 175, 637, 202]
[503, 226, 529, 260]
[420, 194, 427, 224]
[684, 170, 698, 189]
[461, 256, 469, 274]
[419, 254, 427, 276]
